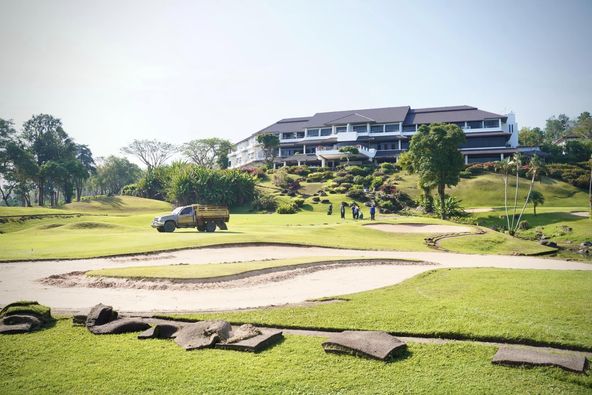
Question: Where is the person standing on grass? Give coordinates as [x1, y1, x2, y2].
[351, 203, 357, 219]
[370, 204, 376, 220]
[340, 202, 346, 219]
[327, 203, 333, 215]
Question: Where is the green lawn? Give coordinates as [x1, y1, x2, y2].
[87, 256, 392, 279]
[392, 173, 588, 208]
[172, 268, 592, 350]
[0, 196, 553, 260]
[0, 320, 590, 394]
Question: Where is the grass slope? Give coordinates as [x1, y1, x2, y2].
[173, 268, 592, 350]
[87, 256, 378, 279]
[1, 321, 590, 394]
[63, 195, 172, 214]
[393, 173, 588, 208]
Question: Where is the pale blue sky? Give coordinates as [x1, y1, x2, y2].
[1, 0, 591, 158]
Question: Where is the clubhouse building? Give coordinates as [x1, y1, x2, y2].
[228, 105, 519, 169]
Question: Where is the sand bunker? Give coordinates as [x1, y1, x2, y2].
[365, 223, 474, 234]
[570, 211, 590, 218]
[465, 208, 494, 213]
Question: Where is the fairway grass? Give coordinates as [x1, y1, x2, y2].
[0, 208, 553, 260]
[173, 268, 592, 350]
[1, 320, 590, 394]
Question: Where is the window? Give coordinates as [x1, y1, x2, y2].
[402, 125, 416, 133]
[467, 121, 483, 129]
[307, 129, 320, 137]
[320, 128, 332, 136]
[353, 124, 367, 133]
[296, 131, 305, 138]
[281, 132, 295, 139]
[385, 124, 400, 133]
[484, 119, 499, 128]
[180, 207, 193, 215]
[453, 122, 465, 128]
[370, 124, 384, 133]
[336, 126, 347, 133]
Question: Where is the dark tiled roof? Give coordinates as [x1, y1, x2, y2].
[304, 106, 410, 128]
[258, 117, 312, 133]
[404, 106, 506, 125]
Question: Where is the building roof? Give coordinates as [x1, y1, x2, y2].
[404, 106, 506, 125]
[258, 117, 312, 133]
[304, 106, 410, 128]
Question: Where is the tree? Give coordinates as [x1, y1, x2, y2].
[181, 138, 233, 169]
[88, 156, 142, 196]
[513, 155, 545, 231]
[528, 190, 545, 216]
[399, 123, 465, 219]
[21, 114, 77, 206]
[256, 134, 280, 167]
[73, 144, 96, 201]
[572, 111, 592, 139]
[544, 114, 571, 143]
[518, 127, 544, 147]
[121, 139, 177, 170]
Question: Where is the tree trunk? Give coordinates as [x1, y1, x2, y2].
[534, 204, 537, 216]
[38, 180, 44, 206]
[437, 183, 446, 219]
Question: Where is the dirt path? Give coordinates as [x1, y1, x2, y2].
[1, 245, 590, 312]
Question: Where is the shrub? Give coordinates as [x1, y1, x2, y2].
[379, 162, 397, 174]
[334, 175, 354, 184]
[320, 199, 331, 204]
[311, 196, 320, 202]
[286, 165, 311, 176]
[340, 182, 353, 190]
[169, 165, 255, 207]
[376, 191, 415, 213]
[333, 186, 347, 194]
[292, 198, 305, 208]
[346, 187, 367, 201]
[546, 163, 590, 189]
[380, 179, 398, 194]
[252, 190, 277, 212]
[459, 170, 472, 179]
[434, 196, 466, 218]
[370, 176, 384, 191]
[121, 183, 140, 197]
[273, 168, 290, 188]
[276, 202, 298, 214]
[243, 166, 267, 179]
[345, 165, 371, 176]
[339, 146, 359, 155]
[518, 220, 530, 230]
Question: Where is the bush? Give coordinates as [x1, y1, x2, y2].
[333, 186, 347, 194]
[286, 165, 311, 176]
[311, 196, 320, 202]
[276, 202, 298, 214]
[121, 183, 140, 197]
[345, 165, 371, 176]
[292, 198, 305, 208]
[252, 190, 277, 212]
[334, 175, 354, 184]
[376, 191, 415, 213]
[306, 170, 333, 182]
[518, 220, 530, 230]
[459, 170, 472, 179]
[346, 187, 367, 201]
[370, 176, 385, 191]
[340, 182, 353, 190]
[169, 165, 255, 207]
[379, 162, 397, 174]
[434, 196, 466, 218]
[546, 163, 590, 189]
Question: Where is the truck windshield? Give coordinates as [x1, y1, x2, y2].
[172, 207, 184, 215]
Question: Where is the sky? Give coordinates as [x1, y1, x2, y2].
[1, 0, 591, 159]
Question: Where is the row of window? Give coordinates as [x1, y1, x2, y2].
[279, 120, 501, 140]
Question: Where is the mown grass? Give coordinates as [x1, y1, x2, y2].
[172, 268, 592, 350]
[87, 256, 383, 279]
[0, 320, 590, 394]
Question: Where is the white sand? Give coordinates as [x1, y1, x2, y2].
[465, 208, 494, 213]
[365, 223, 474, 234]
[1, 245, 590, 313]
[571, 211, 590, 218]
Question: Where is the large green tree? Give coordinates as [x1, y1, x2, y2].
[518, 127, 544, 147]
[181, 138, 233, 169]
[121, 139, 177, 170]
[544, 114, 571, 143]
[256, 133, 280, 167]
[88, 156, 142, 196]
[399, 123, 466, 219]
[572, 111, 592, 139]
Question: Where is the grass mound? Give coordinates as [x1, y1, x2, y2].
[64, 195, 171, 214]
[38, 223, 65, 230]
[66, 222, 120, 230]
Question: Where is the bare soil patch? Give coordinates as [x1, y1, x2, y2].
[365, 223, 474, 234]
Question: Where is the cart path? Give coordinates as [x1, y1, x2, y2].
[0, 245, 590, 312]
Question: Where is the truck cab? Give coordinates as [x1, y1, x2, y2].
[151, 204, 229, 233]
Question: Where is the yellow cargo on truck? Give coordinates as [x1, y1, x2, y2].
[151, 204, 229, 233]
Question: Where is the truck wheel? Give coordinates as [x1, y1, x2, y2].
[205, 221, 216, 232]
[164, 221, 176, 233]
[156, 226, 165, 233]
[197, 224, 206, 232]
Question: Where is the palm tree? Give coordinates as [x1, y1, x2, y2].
[514, 155, 546, 231]
[528, 190, 545, 216]
[509, 153, 522, 232]
[495, 158, 512, 232]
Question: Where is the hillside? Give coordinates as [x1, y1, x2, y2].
[63, 196, 172, 214]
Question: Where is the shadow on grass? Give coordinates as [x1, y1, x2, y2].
[82, 196, 125, 209]
[478, 211, 585, 228]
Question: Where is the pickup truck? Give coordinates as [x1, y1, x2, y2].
[151, 204, 229, 233]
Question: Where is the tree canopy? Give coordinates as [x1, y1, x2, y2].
[256, 133, 280, 166]
[121, 139, 177, 170]
[181, 138, 233, 169]
[399, 123, 465, 219]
